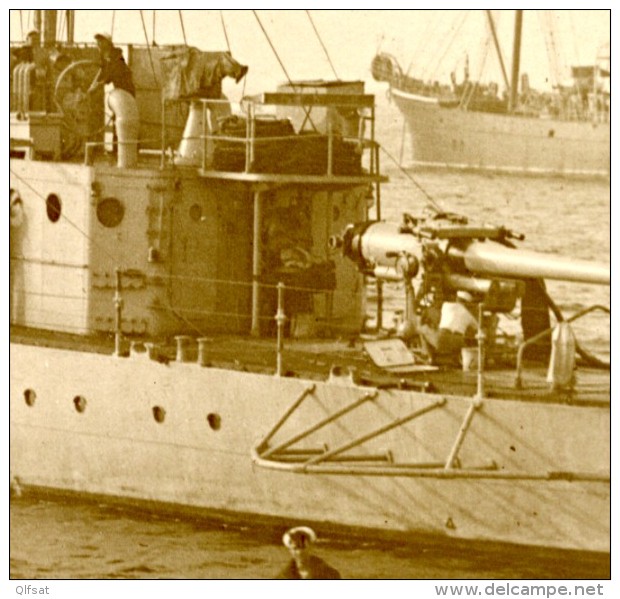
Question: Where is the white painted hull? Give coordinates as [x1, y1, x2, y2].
[10, 342, 610, 553]
[391, 89, 610, 177]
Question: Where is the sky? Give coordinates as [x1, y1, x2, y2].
[8, 8, 611, 99]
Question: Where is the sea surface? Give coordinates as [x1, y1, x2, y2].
[9, 97, 611, 582]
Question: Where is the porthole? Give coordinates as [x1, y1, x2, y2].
[97, 197, 125, 228]
[206, 413, 221, 431]
[152, 406, 166, 424]
[73, 395, 87, 413]
[189, 204, 203, 222]
[46, 194, 62, 223]
[24, 389, 36, 407]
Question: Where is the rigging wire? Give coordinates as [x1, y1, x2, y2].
[305, 10, 339, 80]
[252, 10, 318, 132]
[539, 11, 563, 88]
[569, 11, 580, 65]
[19, 10, 24, 39]
[111, 11, 115, 38]
[139, 10, 160, 87]
[220, 10, 231, 53]
[378, 145, 443, 214]
[460, 25, 493, 110]
[57, 11, 65, 43]
[252, 10, 295, 86]
[178, 10, 188, 46]
[428, 10, 470, 83]
[484, 10, 510, 92]
[412, 13, 444, 79]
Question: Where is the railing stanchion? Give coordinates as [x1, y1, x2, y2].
[275, 282, 287, 376]
[114, 268, 123, 357]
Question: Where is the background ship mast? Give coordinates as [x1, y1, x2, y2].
[509, 9, 523, 112]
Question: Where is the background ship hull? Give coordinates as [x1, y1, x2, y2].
[10, 342, 610, 554]
[391, 89, 610, 177]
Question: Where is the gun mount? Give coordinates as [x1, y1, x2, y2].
[330, 212, 610, 368]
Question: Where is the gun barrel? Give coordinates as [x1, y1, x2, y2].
[359, 222, 423, 267]
[337, 219, 609, 286]
[462, 242, 610, 285]
[338, 222, 423, 270]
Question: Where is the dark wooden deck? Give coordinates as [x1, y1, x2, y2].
[10, 325, 609, 408]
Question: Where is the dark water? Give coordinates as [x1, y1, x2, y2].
[9, 495, 611, 580]
[9, 98, 610, 583]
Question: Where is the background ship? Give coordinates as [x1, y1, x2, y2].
[371, 10, 610, 177]
[9, 10, 610, 561]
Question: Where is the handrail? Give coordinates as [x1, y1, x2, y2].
[189, 95, 379, 178]
[515, 304, 610, 389]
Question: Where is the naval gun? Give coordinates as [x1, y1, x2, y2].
[330, 211, 610, 365]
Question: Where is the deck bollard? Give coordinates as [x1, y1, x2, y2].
[197, 337, 211, 367]
[175, 335, 192, 362]
[145, 342, 158, 361]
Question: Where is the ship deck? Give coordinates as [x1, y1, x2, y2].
[10, 326, 610, 408]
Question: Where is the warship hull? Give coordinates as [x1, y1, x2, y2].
[10, 340, 610, 553]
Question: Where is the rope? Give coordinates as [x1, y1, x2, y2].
[252, 11, 295, 85]
[569, 11, 580, 65]
[178, 10, 187, 46]
[19, 10, 24, 39]
[252, 11, 318, 132]
[460, 26, 492, 110]
[10, 287, 371, 337]
[139, 10, 160, 88]
[111, 10, 115, 38]
[412, 13, 443, 79]
[305, 10, 338, 79]
[59, 12, 66, 42]
[428, 10, 469, 83]
[378, 144, 443, 214]
[539, 11, 565, 88]
[220, 10, 231, 53]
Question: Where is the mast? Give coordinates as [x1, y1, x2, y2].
[66, 10, 75, 44]
[33, 10, 42, 34]
[509, 10, 523, 113]
[42, 10, 57, 46]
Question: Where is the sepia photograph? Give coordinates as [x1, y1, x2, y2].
[8, 6, 612, 591]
